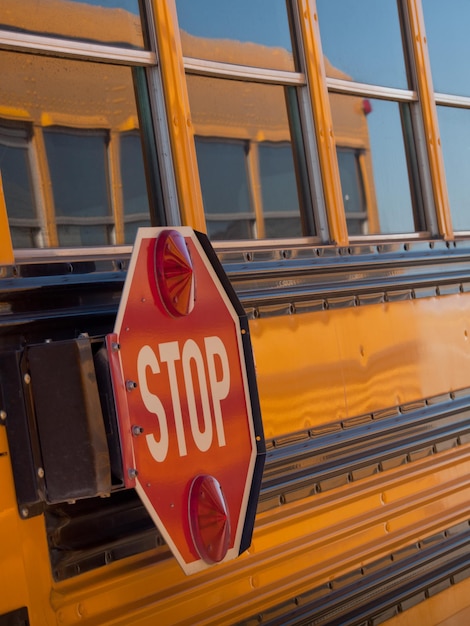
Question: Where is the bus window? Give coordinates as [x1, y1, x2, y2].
[0, 0, 146, 50]
[317, 0, 408, 89]
[195, 138, 254, 240]
[176, 0, 315, 241]
[317, 0, 427, 237]
[336, 148, 368, 235]
[422, 1, 470, 232]
[0, 124, 40, 248]
[0, 50, 152, 248]
[187, 75, 307, 241]
[176, 0, 296, 71]
[332, 96, 416, 235]
[435, 107, 470, 231]
[259, 142, 303, 238]
[120, 131, 152, 244]
[44, 129, 111, 247]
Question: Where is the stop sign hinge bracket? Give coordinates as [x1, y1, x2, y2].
[106, 333, 136, 488]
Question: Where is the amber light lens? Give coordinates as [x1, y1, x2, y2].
[189, 474, 231, 564]
[154, 229, 195, 317]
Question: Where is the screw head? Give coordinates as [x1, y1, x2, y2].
[0, 410, 6, 422]
[24, 373, 31, 384]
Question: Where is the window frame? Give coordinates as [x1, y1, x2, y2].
[0, 0, 178, 258]
[317, 0, 438, 242]
[177, 0, 327, 244]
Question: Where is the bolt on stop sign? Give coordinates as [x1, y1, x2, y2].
[107, 227, 265, 575]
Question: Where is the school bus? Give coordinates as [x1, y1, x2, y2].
[1, 0, 470, 624]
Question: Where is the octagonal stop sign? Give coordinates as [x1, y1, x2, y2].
[107, 227, 265, 574]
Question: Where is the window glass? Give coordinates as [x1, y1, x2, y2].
[120, 132, 151, 244]
[337, 149, 367, 235]
[175, 0, 295, 71]
[44, 130, 111, 246]
[316, 0, 408, 89]
[195, 139, 253, 240]
[187, 74, 310, 240]
[0, 50, 152, 248]
[0, 127, 39, 248]
[331, 94, 416, 235]
[0, 0, 145, 49]
[437, 106, 470, 231]
[259, 143, 302, 238]
[422, 1, 470, 96]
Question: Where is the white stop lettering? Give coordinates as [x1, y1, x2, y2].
[137, 337, 230, 461]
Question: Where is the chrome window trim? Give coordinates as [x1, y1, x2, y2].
[326, 77, 417, 102]
[142, 0, 180, 226]
[435, 93, 470, 108]
[183, 57, 305, 85]
[0, 29, 156, 65]
[13, 245, 133, 263]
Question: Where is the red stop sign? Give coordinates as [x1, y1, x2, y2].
[107, 227, 265, 574]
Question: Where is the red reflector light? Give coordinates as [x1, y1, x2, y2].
[189, 474, 231, 564]
[362, 98, 372, 115]
[154, 229, 195, 317]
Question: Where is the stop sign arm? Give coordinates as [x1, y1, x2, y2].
[106, 333, 137, 489]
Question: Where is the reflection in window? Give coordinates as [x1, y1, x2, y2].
[337, 149, 368, 235]
[120, 132, 151, 244]
[0, 0, 145, 49]
[187, 74, 311, 241]
[176, 0, 296, 71]
[316, 0, 408, 89]
[422, 1, 470, 97]
[259, 143, 302, 238]
[45, 129, 111, 246]
[0, 125, 39, 248]
[437, 106, 470, 231]
[331, 95, 417, 235]
[195, 139, 254, 240]
[0, 50, 153, 248]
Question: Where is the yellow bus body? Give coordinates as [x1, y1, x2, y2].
[1, 1, 470, 625]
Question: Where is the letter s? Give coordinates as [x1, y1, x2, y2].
[137, 345, 169, 462]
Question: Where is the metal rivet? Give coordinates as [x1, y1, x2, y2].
[126, 380, 137, 391]
[0, 410, 6, 421]
[132, 425, 144, 436]
[111, 342, 120, 352]
[37, 467, 45, 478]
[24, 373, 31, 384]
[128, 468, 138, 479]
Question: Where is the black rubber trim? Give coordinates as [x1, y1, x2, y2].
[0, 607, 29, 626]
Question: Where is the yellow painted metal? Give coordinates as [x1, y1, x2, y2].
[151, 0, 206, 232]
[0, 291, 468, 624]
[298, 0, 349, 245]
[18, 444, 470, 625]
[0, 173, 13, 265]
[406, 0, 453, 239]
[382, 576, 470, 625]
[0, 423, 56, 624]
[251, 291, 470, 439]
